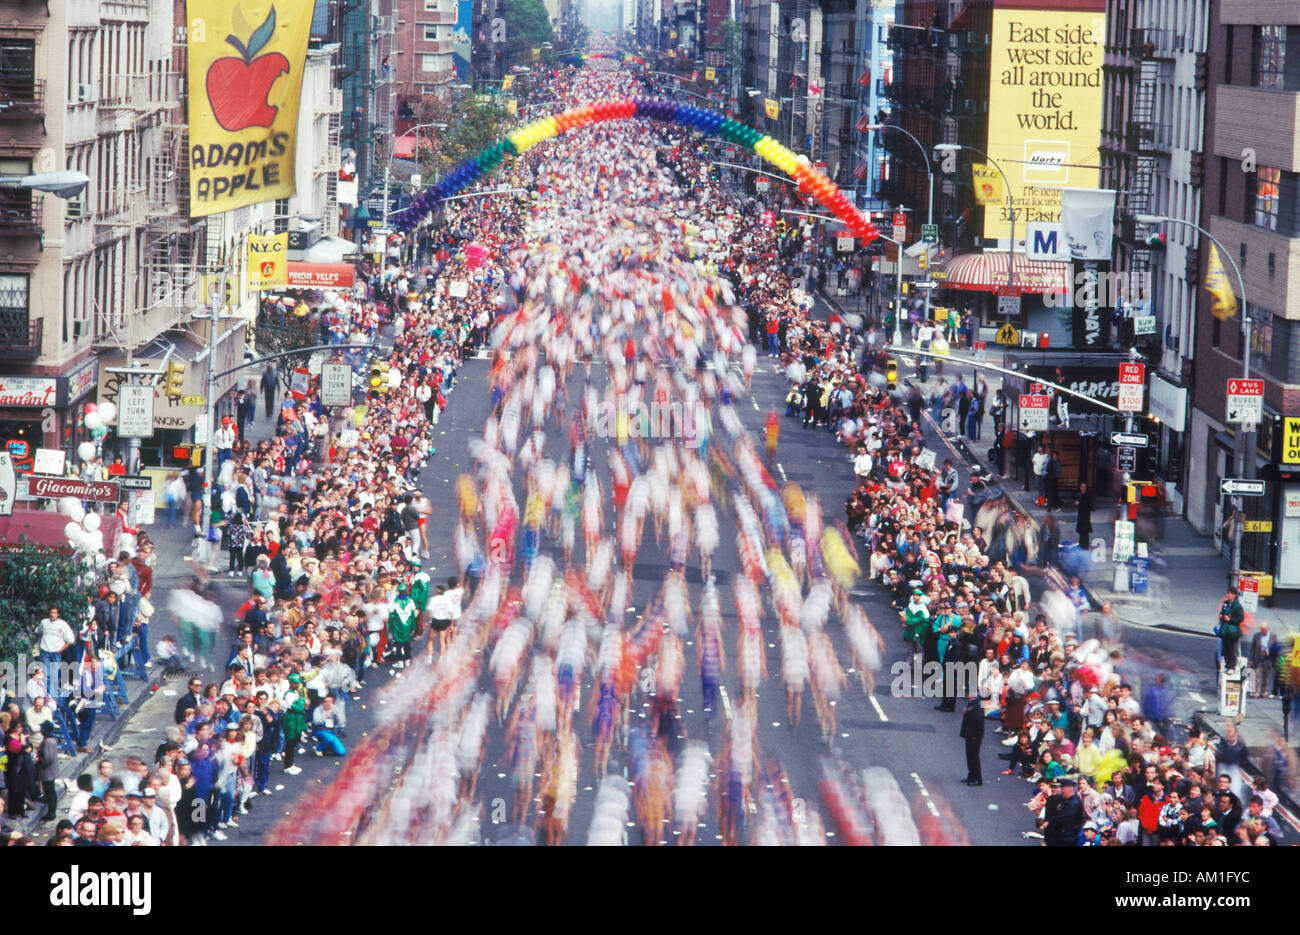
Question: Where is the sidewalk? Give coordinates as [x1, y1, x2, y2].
[6, 385, 290, 838]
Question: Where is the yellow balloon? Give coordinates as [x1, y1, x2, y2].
[542, 116, 558, 137]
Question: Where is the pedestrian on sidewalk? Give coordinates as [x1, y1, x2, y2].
[1044, 450, 1062, 511]
[1074, 482, 1095, 548]
[261, 363, 277, 419]
[1248, 621, 1278, 698]
[1215, 586, 1245, 671]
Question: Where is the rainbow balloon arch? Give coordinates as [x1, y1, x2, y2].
[388, 97, 882, 246]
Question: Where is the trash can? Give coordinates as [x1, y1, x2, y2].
[1129, 556, 1148, 594]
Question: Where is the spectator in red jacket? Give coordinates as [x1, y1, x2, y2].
[1137, 778, 1167, 847]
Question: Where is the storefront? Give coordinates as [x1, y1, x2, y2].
[0, 354, 99, 476]
[930, 250, 1074, 347]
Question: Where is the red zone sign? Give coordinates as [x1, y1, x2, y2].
[27, 475, 120, 502]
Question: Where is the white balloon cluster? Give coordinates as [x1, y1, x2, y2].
[59, 496, 104, 554]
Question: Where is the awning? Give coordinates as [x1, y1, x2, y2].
[933, 251, 1071, 296]
[0, 508, 120, 551]
[393, 136, 416, 159]
[293, 236, 358, 265]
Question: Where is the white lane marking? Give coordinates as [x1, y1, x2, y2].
[1187, 691, 1206, 704]
[869, 694, 889, 723]
[777, 463, 787, 482]
[751, 398, 759, 411]
[910, 772, 941, 817]
[719, 684, 734, 722]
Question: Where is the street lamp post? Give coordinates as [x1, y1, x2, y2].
[1138, 213, 1252, 587]
[382, 123, 447, 230]
[868, 125, 935, 334]
[934, 144, 1016, 291]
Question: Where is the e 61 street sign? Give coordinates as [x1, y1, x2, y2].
[1220, 478, 1266, 497]
[1110, 432, 1149, 447]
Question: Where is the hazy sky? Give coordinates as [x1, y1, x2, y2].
[578, 0, 623, 33]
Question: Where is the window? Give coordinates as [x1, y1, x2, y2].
[1253, 165, 1280, 229]
[424, 25, 438, 41]
[1254, 25, 1287, 89]
[423, 0, 440, 10]
[421, 54, 440, 72]
[0, 272, 30, 339]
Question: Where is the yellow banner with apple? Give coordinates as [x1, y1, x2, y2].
[984, 8, 1105, 241]
[186, 0, 314, 218]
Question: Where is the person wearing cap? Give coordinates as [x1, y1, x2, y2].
[1042, 777, 1084, 846]
[213, 416, 237, 470]
[387, 583, 418, 669]
[280, 674, 308, 776]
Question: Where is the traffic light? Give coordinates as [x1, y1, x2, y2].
[1143, 231, 1167, 249]
[164, 360, 186, 399]
[369, 359, 390, 397]
[885, 358, 899, 391]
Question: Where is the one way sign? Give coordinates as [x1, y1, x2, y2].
[1221, 478, 1266, 497]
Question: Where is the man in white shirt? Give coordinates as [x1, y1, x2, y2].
[212, 417, 237, 470]
[37, 606, 75, 698]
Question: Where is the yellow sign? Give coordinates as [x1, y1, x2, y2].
[765, 98, 780, 120]
[1283, 417, 1300, 463]
[934, 307, 949, 322]
[501, 74, 515, 91]
[1244, 520, 1273, 533]
[995, 322, 1020, 345]
[180, 395, 207, 407]
[186, 0, 313, 218]
[984, 10, 1105, 241]
[247, 232, 289, 288]
[971, 163, 1004, 205]
[530, 47, 540, 61]
[505, 98, 517, 116]
[705, 67, 716, 82]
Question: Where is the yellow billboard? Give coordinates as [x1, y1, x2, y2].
[984, 9, 1105, 242]
[186, 0, 314, 218]
[247, 232, 289, 288]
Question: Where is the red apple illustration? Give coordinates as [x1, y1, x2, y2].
[206, 7, 291, 132]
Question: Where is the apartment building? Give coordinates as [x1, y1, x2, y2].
[393, 0, 459, 105]
[1099, 0, 1210, 515]
[1189, 0, 1300, 588]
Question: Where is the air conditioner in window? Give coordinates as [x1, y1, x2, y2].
[175, 26, 187, 43]
[77, 82, 96, 103]
[65, 199, 83, 219]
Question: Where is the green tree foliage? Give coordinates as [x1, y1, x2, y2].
[0, 542, 90, 660]
[720, 19, 743, 72]
[255, 303, 316, 388]
[504, 0, 555, 70]
[442, 96, 509, 166]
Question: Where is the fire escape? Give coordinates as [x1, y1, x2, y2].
[1123, 28, 1173, 315]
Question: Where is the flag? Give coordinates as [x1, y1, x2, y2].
[501, 74, 515, 90]
[971, 163, 1004, 205]
[185, 0, 314, 217]
[856, 114, 871, 133]
[764, 98, 780, 120]
[1205, 243, 1238, 321]
[853, 161, 869, 181]
[858, 68, 872, 86]
[705, 67, 715, 81]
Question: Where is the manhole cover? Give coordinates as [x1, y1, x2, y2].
[163, 670, 204, 682]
